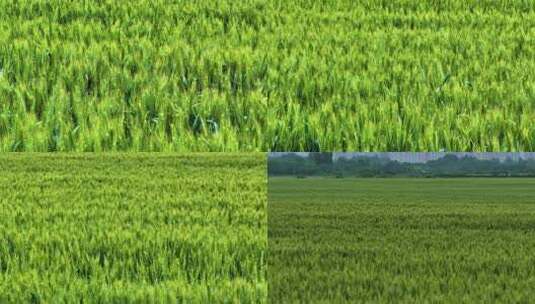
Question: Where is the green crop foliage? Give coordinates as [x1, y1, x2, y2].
[269, 177, 535, 303]
[0, 154, 267, 303]
[0, 1, 269, 152]
[1, 1, 535, 151]
[267, 0, 535, 151]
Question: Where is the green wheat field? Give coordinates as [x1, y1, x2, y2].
[0, 154, 267, 303]
[269, 177, 535, 303]
[1, 1, 534, 151]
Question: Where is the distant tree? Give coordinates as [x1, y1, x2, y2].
[383, 161, 404, 176]
[309, 153, 333, 165]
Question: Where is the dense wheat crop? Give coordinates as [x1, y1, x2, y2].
[1, 1, 534, 151]
[269, 177, 535, 303]
[267, 1, 535, 151]
[0, 154, 267, 303]
[0, 1, 268, 151]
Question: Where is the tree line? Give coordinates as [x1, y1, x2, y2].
[268, 153, 535, 177]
